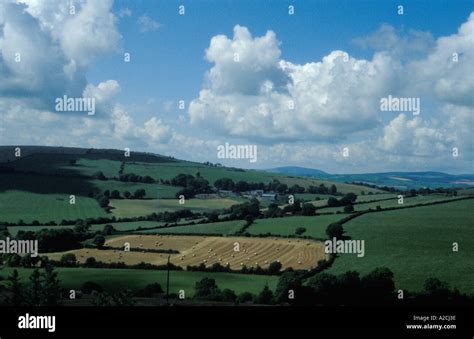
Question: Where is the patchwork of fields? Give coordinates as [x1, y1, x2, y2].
[2, 147, 474, 302]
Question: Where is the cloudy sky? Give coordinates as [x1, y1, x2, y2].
[0, 0, 473, 174]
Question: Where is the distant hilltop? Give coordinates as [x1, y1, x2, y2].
[270, 166, 474, 189]
[0, 145, 175, 164]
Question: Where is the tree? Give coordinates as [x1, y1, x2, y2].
[295, 227, 306, 236]
[335, 271, 361, 305]
[123, 191, 131, 199]
[268, 261, 282, 275]
[327, 197, 339, 207]
[59, 253, 77, 267]
[207, 212, 219, 223]
[135, 283, 163, 297]
[237, 292, 254, 304]
[339, 193, 357, 206]
[214, 177, 235, 191]
[41, 265, 61, 306]
[194, 277, 221, 300]
[85, 257, 97, 267]
[102, 224, 115, 235]
[81, 281, 103, 294]
[6, 254, 21, 267]
[276, 184, 288, 194]
[221, 289, 237, 303]
[275, 271, 302, 303]
[255, 285, 274, 305]
[235, 180, 249, 192]
[97, 195, 109, 208]
[326, 223, 344, 239]
[361, 267, 395, 301]
[308, 273, 338, 305]
[133, 189, 146, 199]
[423, 278, 450, 297]
[329, 184, 337, 195]
[7, 269, 23, 305]
[343, 204, 354, 213]
[93, 171, 107, 180]
[110, 190, 121, 199]
[302, 203, 316, 216]
[29, 268, 42, 306]
[93, 235, 106, 248]
[73, 220, 90, 233]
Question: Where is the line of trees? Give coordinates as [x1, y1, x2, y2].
[214, 177, 338, 195]
[0, 266, 61, 306]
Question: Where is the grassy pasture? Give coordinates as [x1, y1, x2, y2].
[294, 193, 338, 201]
[275, 176, 383, 194]
[327, 199, 474, 293]
[61, 158, 122, 178]
[1, 267, 278, 297]
[318, 194, 458, 213]
[247, 215, 346, 239]
[457, 187, 474, 196]
[0, 190, 108, 223]
[355, 193, 397, 202]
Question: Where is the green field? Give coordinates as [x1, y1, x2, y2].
[355, 193, 397, 202]
[109, 198, 242, 218]
[457, 187, 474, 196]
[294, 193, 338, 202]
[247, 215, 345, 239]
[136, 220, 246, 235]
[327, 199, 474, 293]
[318, 194, 458, 213]
[0, 267, 278, 297]
[276, 176, 383, 195]
[61, 158, 122, 178]
[0, 190, 108, 223]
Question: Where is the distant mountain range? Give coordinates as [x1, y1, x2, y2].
[269, 167, 474, 189]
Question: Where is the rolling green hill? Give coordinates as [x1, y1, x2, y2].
[327, 199, 474, 294]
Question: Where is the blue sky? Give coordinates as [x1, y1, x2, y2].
[89, 0, 472, 118]
[0, 0, 473, 173]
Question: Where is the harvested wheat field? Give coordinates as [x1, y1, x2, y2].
[47, 235, 326, 270]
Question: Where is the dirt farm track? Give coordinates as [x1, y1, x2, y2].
[47, 235, 326, 270]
